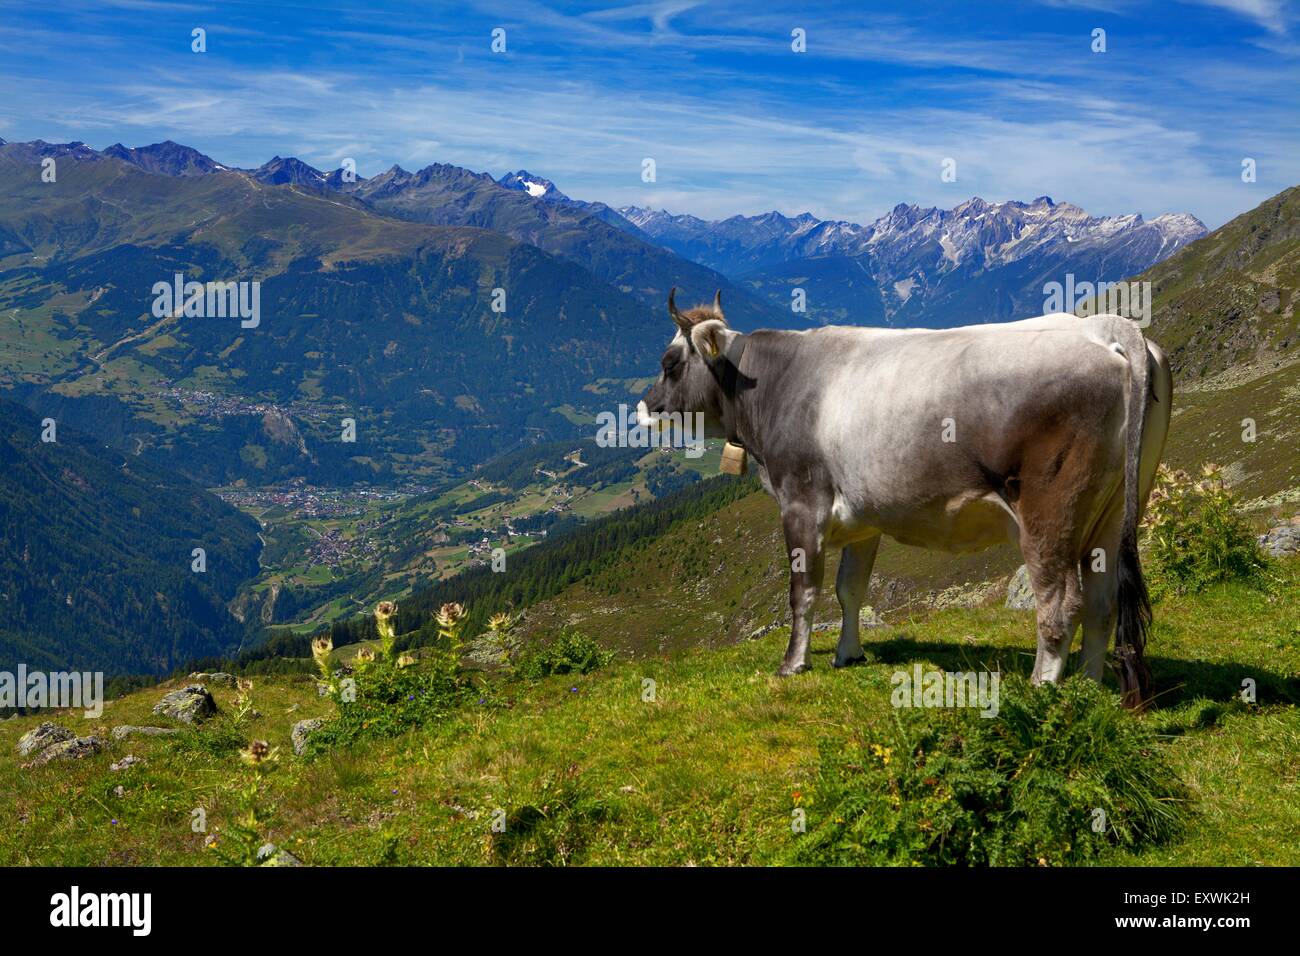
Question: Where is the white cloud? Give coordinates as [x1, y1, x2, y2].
[1184, 0, 1290, 35]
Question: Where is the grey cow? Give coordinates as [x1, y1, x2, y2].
[637, 291, 1172, 709]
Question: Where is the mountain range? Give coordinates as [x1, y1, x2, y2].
[621, 198, 1206, 327]
[0, 136, 1207, 490]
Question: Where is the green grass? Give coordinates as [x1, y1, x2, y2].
[2, 558, 1296, 866]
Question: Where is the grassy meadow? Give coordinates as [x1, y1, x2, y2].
[3, 554, 1295, 866]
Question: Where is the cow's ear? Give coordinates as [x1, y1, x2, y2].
[690, 319, 741, 364]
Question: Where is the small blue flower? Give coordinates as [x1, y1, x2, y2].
[407, 695, 415, 701]
[570, 687, 578, 693]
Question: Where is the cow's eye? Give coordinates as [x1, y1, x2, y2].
[662, 358, 681, 377]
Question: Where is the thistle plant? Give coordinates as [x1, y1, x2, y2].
[210, 739, 282, 866]
[436, 602, 467, 655]
[375, 600, 398, 661]
[306, 602, 474, 749]
[230, 678, 257, 727]
[487, 611, 519, 666]
[1143, 463, 1267, 594]
[312, 636, 336, 697]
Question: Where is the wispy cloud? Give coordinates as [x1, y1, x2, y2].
[1185, 0, 1291, 35]
[0, 0, 1296, 228]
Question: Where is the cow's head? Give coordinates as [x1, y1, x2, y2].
[636, 288, 744, 433]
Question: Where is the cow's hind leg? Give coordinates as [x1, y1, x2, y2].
[1018, 479, 1087, 686]
[777, 503, 827, 677]
[833, 534, 880, 667]
[1080, 505, 1124, 683]
[1026, 556, 1084, 685]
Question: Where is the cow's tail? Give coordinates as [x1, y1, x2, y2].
[1114, 320, 1154, 711]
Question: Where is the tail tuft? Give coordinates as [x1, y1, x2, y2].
[1115, 536, 1153, 710]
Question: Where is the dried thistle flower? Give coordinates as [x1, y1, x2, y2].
[241, 739, 272, 765]
[436, 602, 465, 627]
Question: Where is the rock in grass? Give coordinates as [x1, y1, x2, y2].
[152, 685, 216, 724]
[110, 755, 143, 771]
[292, 718, 324, 756]
[16, 721, 76, 757]
[111, 725, 182, 740]
[257, 843, 303, 866]
[1259, 526, 1300, 558]
[188, 671, 237, 687]
[1006, 565, 1036, 610]
[28, 735, 104, 766]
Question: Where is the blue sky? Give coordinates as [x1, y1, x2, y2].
[1, 0, 1297, 228]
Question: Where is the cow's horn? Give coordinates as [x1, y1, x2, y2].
[712, 289, 724, 318]
[669, 287, 690, 332]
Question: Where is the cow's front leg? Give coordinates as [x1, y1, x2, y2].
[777, 503, 827, 677]
[834, 533, 880, 667]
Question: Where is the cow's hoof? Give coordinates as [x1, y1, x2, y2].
[775, 662, 811, 677]
[832, 653, 866, 669]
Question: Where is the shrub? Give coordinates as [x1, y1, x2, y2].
[792, 676, 1190, 866]
[1143, 463, 1267, 595]
[309, 656, 464, 752]
[516, 628, 614, 679]
[306, 602, 471, 752]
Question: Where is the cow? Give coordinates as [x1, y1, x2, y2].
[637, 290, 1173, 709]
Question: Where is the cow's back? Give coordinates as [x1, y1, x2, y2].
[780, 314, 1136, 548]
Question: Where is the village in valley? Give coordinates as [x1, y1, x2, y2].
[219, 440, 716, 633]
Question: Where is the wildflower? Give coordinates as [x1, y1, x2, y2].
[397, 652, 416, 668]
[355, 647, 377, 664]
[436, 602, 465, 628]
[311, 636, 333, 662]
[241, 739, 272, 765]
[487, 611, 515, 634]
[375, 601, 398, 653]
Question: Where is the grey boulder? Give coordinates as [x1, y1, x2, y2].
[1259, 526, 1300, 558]
[152, 685, 216, 724]
[1006, 565, 1037, 610]
[16, 721, 76, 757]
[188, 671, 237, 687]
[111, 725, 182, 740]
[28, 735, 105, 766]
[292, 718, 324, 756]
